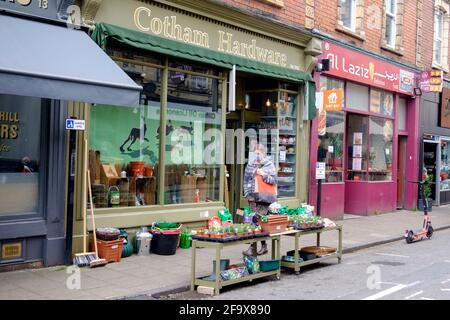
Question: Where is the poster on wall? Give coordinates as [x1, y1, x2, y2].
[353, 145, 362, 158]
[352, 157, 362, 171]
[353, 132, 363, 145]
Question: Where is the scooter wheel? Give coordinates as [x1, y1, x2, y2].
[405, 230, 414, 244]
[427, 225, 434, 239]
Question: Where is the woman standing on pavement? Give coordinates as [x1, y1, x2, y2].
[242, 143, 277, 256]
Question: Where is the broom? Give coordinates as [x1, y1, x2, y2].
[73, 139, 97, 267]
[87, 168, 107, 268]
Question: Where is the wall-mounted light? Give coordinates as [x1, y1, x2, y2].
[265, 98, 272, 107]
[315, 59, 331, 72]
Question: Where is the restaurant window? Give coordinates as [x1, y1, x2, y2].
[440, 139, 450, 191]
[164, 59, 223, 204]
[370, 88, 394, 117]
[347, 82, 369, 112]
[369, 117, 393, 181]
[89, 46, 163, 208]
[0, 94, 44, 214]
[347, 114, 368, 181]
[318, 77, 345, 183]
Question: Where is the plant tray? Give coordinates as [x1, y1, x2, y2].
[191, 232, 269, 243]
[294, 224, 324, 231]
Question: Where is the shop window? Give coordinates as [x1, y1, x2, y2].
[346, 82, 369, 112]
[370, 88, 394, 117]
[319, 76, 345, 183]
[347, 114, 368, 181]
[0, 95, 43, 214]
[89, 50, 162, 208]
[398, 98, 407, 131]
[165, 60, 223, 204]
[369, 117, 393, 181]
[440, 140, 450, 191]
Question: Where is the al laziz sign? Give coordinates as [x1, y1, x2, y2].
[322, 42, 416, 95]
[0, 0, 57, 20]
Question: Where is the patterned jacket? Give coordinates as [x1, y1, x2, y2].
[243, 155, 277, 198]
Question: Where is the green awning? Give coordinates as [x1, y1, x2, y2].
[307, 81, 316, 120]
[91, 22, 312, 83]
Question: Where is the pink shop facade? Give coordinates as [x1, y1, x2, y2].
[309, 41, 420, 219]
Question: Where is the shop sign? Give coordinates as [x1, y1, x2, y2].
[322, 89, 344, 111]
[322, 42, 416, 95]
[95, 0, 303, 71]
[0, 111, 19, 153]
[0, 0, 58, 20]
[420, 70, 443, 93]
[65, 119, 85, 131]
[440, 88, 450, 129]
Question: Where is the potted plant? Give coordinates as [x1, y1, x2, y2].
[418, 174, 433, 212]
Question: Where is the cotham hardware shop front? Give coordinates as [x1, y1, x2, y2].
[70, 0, 321, 253]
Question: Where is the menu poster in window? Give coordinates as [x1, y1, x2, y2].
[370, 90, 381, 113]
[353, 132, 363, 145]
[353, 145, 362, 158]
[352, 158, 362, 171]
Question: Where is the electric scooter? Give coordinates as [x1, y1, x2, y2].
[405, 181, 434, 244]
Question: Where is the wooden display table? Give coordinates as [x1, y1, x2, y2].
[191, 233, 282, 296]
[281, 225, 343, 274]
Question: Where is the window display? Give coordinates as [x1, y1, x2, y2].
[347, 115, 368, 181]
[245, 84, 299, 198]
[90, 48, 224, 208]
[165, 60, 222, 204]
[318, 77, 345, 183]
[0, 94, 44, 214]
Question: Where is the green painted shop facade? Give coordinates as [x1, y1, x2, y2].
[68, 0, 322, 254]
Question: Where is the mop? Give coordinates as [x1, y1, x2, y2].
[73, 140, 97, 267]
[73, 139, 106, 267]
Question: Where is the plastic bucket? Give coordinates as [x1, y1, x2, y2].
[150, 230, 181, 255]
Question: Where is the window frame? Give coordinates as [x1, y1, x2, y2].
[435, 9, 445, 66]
[341, 0, 357, 32]
[385, 0, 397, 48]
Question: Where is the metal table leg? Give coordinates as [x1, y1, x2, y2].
[191, 240, 196, 291]
[214, 244, 221, 295]
[294, 232, 300, 274]
[338, 227, 343, 263]
[317, 232, 321, 247]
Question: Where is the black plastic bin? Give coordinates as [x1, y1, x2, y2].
[150, 230, 181, 255]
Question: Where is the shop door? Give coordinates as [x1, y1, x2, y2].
[423, 141, 439, 204]
[397, 136, 406, 208]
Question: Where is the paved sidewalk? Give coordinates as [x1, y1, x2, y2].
[0, 207, 449, 300]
